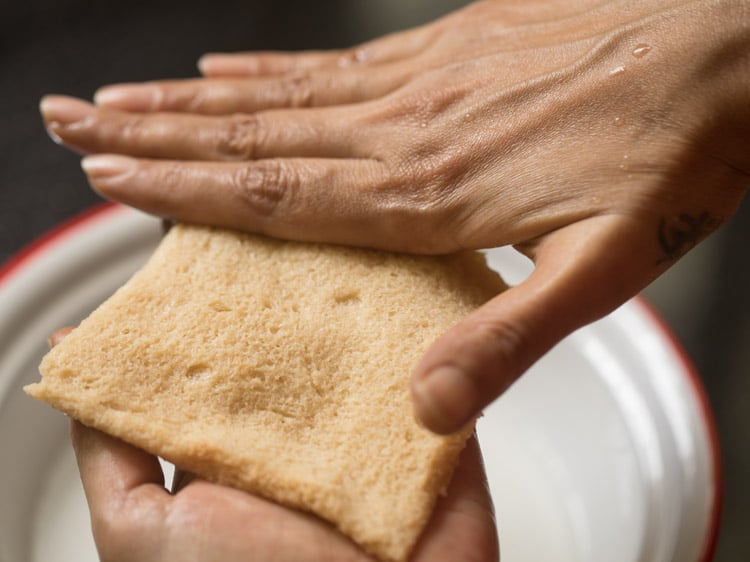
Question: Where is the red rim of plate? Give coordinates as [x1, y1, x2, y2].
[631, 297, 723, 562]
[0, 203, 723, 561]
[0, 201, 120, 289]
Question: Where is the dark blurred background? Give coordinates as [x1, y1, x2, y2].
[1, 1, 747, 560]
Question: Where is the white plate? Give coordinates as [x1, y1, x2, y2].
[0, 204, 720, 562]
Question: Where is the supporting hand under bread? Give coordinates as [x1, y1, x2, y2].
[69, 422, 496, 562]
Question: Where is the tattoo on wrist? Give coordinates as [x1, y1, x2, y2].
[657, 211, 720, 263]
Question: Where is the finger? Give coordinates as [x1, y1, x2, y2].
[70, 420, 167, 513]
[79, 155, 412, 248]
[199, 49, 359, 77]
[411, 215, 660, 434]
[48, 326, 75, 348]
[198, 26, 437, 77]
[41, 95, 364, 161]
[412, 434, 499, 562]
[70, 421, 169, 560]
[93, 66, 408, 114]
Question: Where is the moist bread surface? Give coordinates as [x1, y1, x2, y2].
[26, 224, 505, 562]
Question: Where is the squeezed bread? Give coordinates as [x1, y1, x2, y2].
[26, 224, 505, 562]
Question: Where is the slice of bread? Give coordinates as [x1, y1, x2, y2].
[25, 224, 505, 562]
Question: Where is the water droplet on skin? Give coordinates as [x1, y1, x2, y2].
[632, 43, 651, 58]
[420, 122, 427, 128]
[613, 116, 624, 127]
[337, 47, 368, 67]
[609, 65, 626, 77]
[619, 154, 630, 171]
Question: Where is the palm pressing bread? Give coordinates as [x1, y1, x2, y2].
[25, 224, 506, 562]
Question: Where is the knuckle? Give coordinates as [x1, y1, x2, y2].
[216, 115, 264, 160]
[117, 114, 147, 144]
[337, 44, 370, 67]
[90, 110, 144, 149]
[231, 160, 294, 219]
[406, 145, 467, 195]
[373, 84, 463, 127]
[90, 508, 137, 561]
[158, 82, 210, 114]
[144, 83, 169, 111]
[370, 178, 456, 254]
[281, 72, 315, 108]
[92, 494, 166, 562]
[373, 148, 469, 253]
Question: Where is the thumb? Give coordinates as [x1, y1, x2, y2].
[411, 215, 660, 434]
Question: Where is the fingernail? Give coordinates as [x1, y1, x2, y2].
[196, 54, 215, 75]
[81, 154, 136, 181]
[94, 83, 160, 111]
[412, 366, 477, 434]
[39, 95, 94, 125]
[48, 326, 74, 349]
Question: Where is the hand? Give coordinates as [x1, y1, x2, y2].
[40, 0, 749, 433]
[46, 328, 497, 562]
[69, 424, 497, 562]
